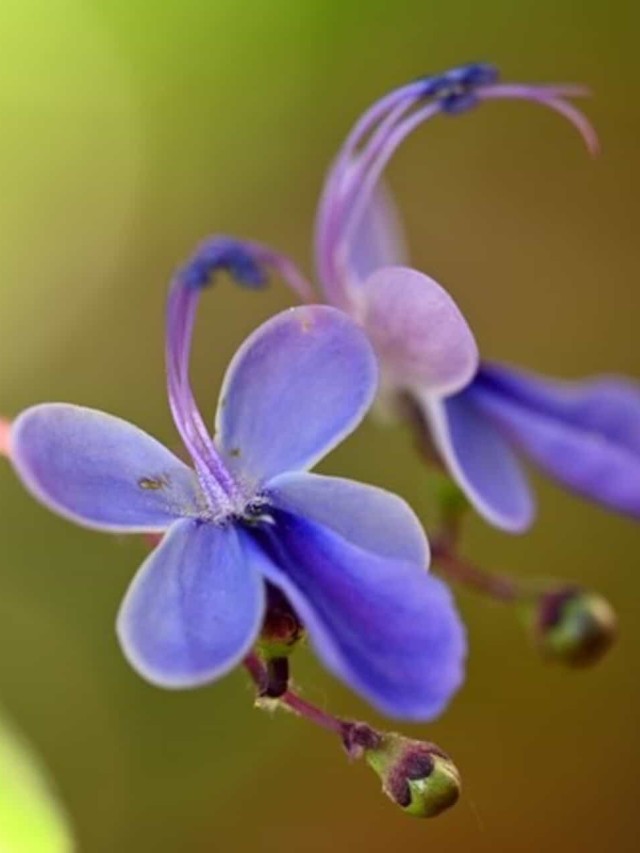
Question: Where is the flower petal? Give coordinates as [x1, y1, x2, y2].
[420, 392, 535, 533]
[11, 404, 202, 532]
[358, 266, 478, 396]
[266, 471, 428, 565]
[216, 306, 377, 485]
[469, 363, 640, 518]
[245, 512, 466, 721]
[117, 518, 265, 687]
[347, 181, 408, 283]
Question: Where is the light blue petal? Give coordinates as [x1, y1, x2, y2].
[421, 392, 535, 533]
[117, 519, 265, 687]
[266, 471, 428, 565]
[11, 404, 203, 532]
[244, 514, 466, 721]
[216, 306, 377, 486]
[360, 266, 479, 396]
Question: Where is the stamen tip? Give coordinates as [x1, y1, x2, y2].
[179, 237, 268, 291]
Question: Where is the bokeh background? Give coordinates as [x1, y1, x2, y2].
[0, 1, 638, 850]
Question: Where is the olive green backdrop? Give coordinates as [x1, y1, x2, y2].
[0, 1, 637, 850]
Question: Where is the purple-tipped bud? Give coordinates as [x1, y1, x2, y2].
[364, 733, 461, 818]
[530, 587, 617, 667]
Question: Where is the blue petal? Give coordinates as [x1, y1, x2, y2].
[11, 404, 203, 532]
[117, 519, 265, 687]
[421, 392, 535, 533]
[469, 363, 640, 518]
[216, 306, 377, 486]
[266, 471, 428, 565]
[244, 512, 466, 721]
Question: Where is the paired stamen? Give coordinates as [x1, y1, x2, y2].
[316, 62, 599, 309]
[166, 237, 315, 516]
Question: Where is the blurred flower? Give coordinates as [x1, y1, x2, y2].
[0, 417, 11, 458]
[8, 241, 465, 721]
[314, 63, 640, 530]
[0, 711, 73, 852]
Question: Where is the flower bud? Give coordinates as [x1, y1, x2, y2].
[257, 584, 305, 660]
[364, 733, 461, 818]
[530, 587, 617, 667]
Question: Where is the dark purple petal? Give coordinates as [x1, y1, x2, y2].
[216, 306, 377, 486]
[245, 512, 466, 721]
[468, 363, 640, 518]
[421, 393, 535, 532]
[266, 471, 428, 565]
[11, 404, 202, 532]
[117, 519, 265, 687]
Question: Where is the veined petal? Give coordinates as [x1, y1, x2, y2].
[347, 180, 408, 284]
[420, 392, 535, 533]
[245, 512, 466, 721]
[266, 471, 428, 565]
[358, 266, 479, 396]
[11, 404, 202, 532]
[216, 306, 377, 486]
[469, 363, 640, 518]
[117, 518, 265, 687]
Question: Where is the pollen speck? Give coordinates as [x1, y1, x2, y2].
[139, 474, 171, 491]
[229, 447, 241, 458]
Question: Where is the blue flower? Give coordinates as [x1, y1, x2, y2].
[314, 63, 640, 530]
[9, 247, 465, 721]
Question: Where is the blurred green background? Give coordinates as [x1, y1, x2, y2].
[0, 0, 638, 850]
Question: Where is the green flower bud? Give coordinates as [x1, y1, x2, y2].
[530, 587, 617, 667]
[364, 733, 461, 818]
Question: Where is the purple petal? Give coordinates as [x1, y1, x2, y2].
[117, 519, 265, 687]
[245, 512, 466, 721]
[11, 404, 202, 532]
[266, 471, 428, 565]
[359, 266, 479, 396]
[469, 363, 640, 518]
[420, 392, 535, 532]
[216, 306, 377, 486]
[347, 181, 408, 283]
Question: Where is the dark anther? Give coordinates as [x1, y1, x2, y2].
[179, 237, 268, 291]
[418, 62, 499, 115]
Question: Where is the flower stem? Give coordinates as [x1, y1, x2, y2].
[242, 652, 380, 750]
[431, 541, 521, 603]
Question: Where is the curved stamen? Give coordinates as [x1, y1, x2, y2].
[166, 237, 315, 514]
[315, 64, 599, 309]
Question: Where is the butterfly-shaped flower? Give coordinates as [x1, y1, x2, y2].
[9, 244, 465, 720]
[314, 62, 640, 531]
